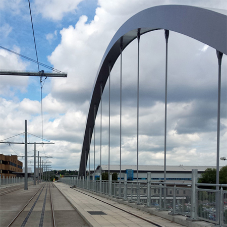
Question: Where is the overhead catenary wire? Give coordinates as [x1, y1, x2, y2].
[0, 132, 51, 143]
[0, 132, 25, 142]
[0, 46, 62, 73]
[28, 0, 39, 72]
[8, 144, 19, 155]
[40, 78, 44, 144]
[27, 132, 50, 142]
[27, 0, 44, 144]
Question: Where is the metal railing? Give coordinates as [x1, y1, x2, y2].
[0, 175, 33, 187]
[60, 170, 227, 226]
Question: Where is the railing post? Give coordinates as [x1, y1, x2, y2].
[131, 183, 133, 201]
[147, 172, 151, 207]
[93, 175, 95, 192]
[0, 174, 1, 186]
[100, 174, 102, 194]
[190, 169, 198, 220]
[124, 173, 127, 200]
[220, 187, 223, 226]
[137, 182, 141, 204]
[109, 174, 112, 196]
[159, 184, 162, 210]
[173, 184, 176, 214]
[83, 176, 84, 189]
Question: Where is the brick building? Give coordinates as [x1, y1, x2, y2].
[0, 154, 23, 178]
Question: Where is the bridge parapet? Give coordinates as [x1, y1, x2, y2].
[62, 169, 227, 226]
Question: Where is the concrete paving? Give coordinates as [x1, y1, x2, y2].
[0, 182, 89, 227]
[0, 183, 43, 226]
[51, 185, 88, 226]
[1, 181, 216, 227]
[54, 182, 186, 227]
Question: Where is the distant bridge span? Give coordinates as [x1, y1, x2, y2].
[79, 5, 227, 176]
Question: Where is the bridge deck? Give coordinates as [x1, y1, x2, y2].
[1, 182, 215, 227]
[55, 182, 185, 227]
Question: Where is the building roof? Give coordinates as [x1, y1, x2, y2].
[96, 165, 221, 172]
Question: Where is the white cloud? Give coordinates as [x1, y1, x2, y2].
[0, 47, 29, 95]
[0, 24, 12, 38]
[46, 30, 58, 43]
[34, 0, 84, 20]
[47, 0, 227, 170]
[1, 0, 227, 170]
[0, 0, 24, 14]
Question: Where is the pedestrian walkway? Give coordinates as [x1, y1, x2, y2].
[55, 182, 185, 227]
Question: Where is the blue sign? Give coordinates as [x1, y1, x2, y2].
[126, 169, 133, 181]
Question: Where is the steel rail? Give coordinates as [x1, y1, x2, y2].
[50, 183, 56, 227]
[39, 185, 48, 227]
[20, 184, 46, 227]
[7, 184, 45, 227]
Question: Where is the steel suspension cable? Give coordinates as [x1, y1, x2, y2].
[100, 84, 103, 191]
[120, 39, 123, 183]
[94, 105, 96, 180]
[108, 64, 111, 179]
[164, 30, 169, 182]
[89, 128, 91, 180]
[137, 29, 140, 183]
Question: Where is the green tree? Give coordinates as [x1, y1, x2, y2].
[220, 165, 227, 184]
[198, 166, 227, 188]
[198, 168, 216, 185]
[112, 172, 118, 181]
[101, 172, 119, 181]
[102, 172, 108, 180]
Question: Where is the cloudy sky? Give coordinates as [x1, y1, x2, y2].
[0, 0, 226, 172]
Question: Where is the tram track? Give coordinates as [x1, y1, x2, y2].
[7, 183, 45, 227]
[7, 183, 54, 227]
[7, 182, 88, 227]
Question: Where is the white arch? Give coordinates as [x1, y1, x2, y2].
[79, 5, 227, 176]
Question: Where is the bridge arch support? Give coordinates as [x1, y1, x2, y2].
[79, 5, 227, 176]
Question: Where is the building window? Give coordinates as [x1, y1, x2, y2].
[169, 190, 172, 195]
